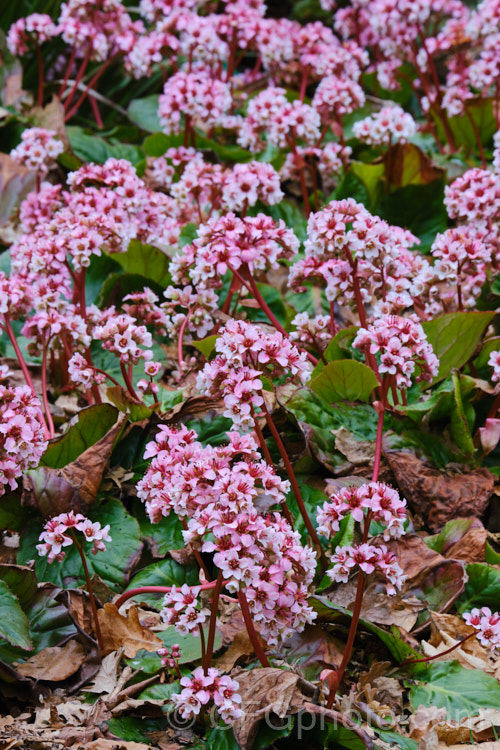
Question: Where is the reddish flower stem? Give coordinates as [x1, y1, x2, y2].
[120, 363, 140, 401]
[64, 47, 91, 112]
[70, 530, 104, 652]
[252, 409, 295, 528]
[204, 572, 224, 670]
[114, 581, 223, 609]
[35, 42, 44, 107]
[65, 55, 117, 122]
[58, 46, 78, 98]
[401, 631, 476, 665]
[41, 342, 55, 439]
[261, 401, 326, 565]
[326, 380, 388, 707]
[177, 307, 192, 377]
[237, 590, 271, 667]
[2, 316, 50, 439]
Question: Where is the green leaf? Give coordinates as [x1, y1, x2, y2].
[431, 98, 498, 153]
[311, 327, 358, 377]
[191, 335, 217, 359]
[0, 584, 76, 665]
[41, 404, 119, 469]
[133, 500, 184, 557]
[143, 132, 183, 156]
[158, 389, 184, 412]
[0, 493, 30, 532]
[85, 253, 122, 305]
[126, 559, 199, 608]
[179, 222, 198, 247]
[0, 565, 37, 609]
[474, 336, 500, 371]
[110, 240, 172, 287]
[195, 133, 253, 163]
[350, 160, 385, 206]
[309, 360, 378, 403]
[422, 311, 495, 385]
[425, 518, 480, 555]
[332, 171, 369, 205]
[139, 681, 180, 701]
[456, 563, 500, 613]
[450, 371, 475, 454]
[375, 729, 418, 750]
[18, 499, 142, 592]
[67, 126, 144, 165]
[310, 596, 420, 665]
[0, 581, 32, 650]
[127, 95, 161, 133]
[204, 726, 241, 750]
[378, 180, 447, 252]
[106, 386, 153, 423]
[107, 717, 167, 744]
[409, 661, 500, 720]
[130, 626, 222, 672]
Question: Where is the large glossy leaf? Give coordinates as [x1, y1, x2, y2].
[378, 180, 447, 252]
[0, 584, 76, 665]
[18, 498, 142, 592]
[311, 327, 358, 378]
[310, 596, 421, 665]
[422, 311, 495, 385]
[0, 581, 32, 650]
[133, 500, 184, 557]
[432, 97, 498, 153]
[127, 95, 162, 133]
[309, 360, 378, 403]
[67, 126, 144, 165]
[125, 558, 199, 608]
[110, 240, 172, 287]
[41, 404, 119, 469]
[456, 563, 500, 613]
[127, 626, 222, 672]
[409, 661, 500, 720]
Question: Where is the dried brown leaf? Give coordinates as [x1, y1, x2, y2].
[71, 740, 152, 750]
[0, 153, 37, 225]
[385, 451, 494, 531]
[214, 630, 256, 672]
[231, 667, 307, 750]
[98, 604, 162, 658]
[86, 649, 124, 695]
[15, 640, 86, 681]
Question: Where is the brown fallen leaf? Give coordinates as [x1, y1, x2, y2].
[86, 649, 124, 695]
[214, 630, 256, 672]
[332, 426, 376, 465]
[98, 604, 162, 658]
[231, 668, 307, 750]
[445, 525, 487, 562]
[420, 612, 493, 673]
[0, 153, 37, 226]
[285, 624, 344, 680]
[71, 740, 152, 750]
[15, 640, 86, 681]
[22, 414, 125, 516]
[385, 450, 494, 531]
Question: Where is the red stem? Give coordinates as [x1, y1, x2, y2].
[41, 341, 55, 439]
[58, 46, 77, 98]
[64, 47, 91, 112]
[204, 572, 224, 670]
[177, 308, 192, 378]
[35, 42, 44, 107]
[2, 317, 50, 439]
[115, 581, 222, 610]
[71, 530, 104, 652]
[65, 55, 117, 122]
[120, 362, 140, 401]
[261, 401, 325, 560]
[237, 590, 271, 667]
[402, 631, 476, 665]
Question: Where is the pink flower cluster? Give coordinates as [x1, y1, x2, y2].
[157, 642, 181, 670]
[290, 312, 331, 352]
[93, 313, 155, 367]
[10, 128, 64, 176]
[353, 105, 417, 145]
[290, 198, 420, 315]
[160, 584, 210, 635]
[0, 366, 47, 497]
[7, 13, 57, 54]
[158, 69, 232, 135]
[171, 213, 299, 290]
[327, 543, 406, 595]
[172, 666, 242, 723]
[68, 352, 106, 389]
[197, 320, 310, 430]
[463, 607, 500, 652]
[353, 314, 439, 389]
[36, 511, 111, 563]
[444, 168, 500, 227]
[488, 351, 500, 383]
[137, 425, 317, 645]
[222, 161, 283, 213]
[317, 482, 407, 541]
